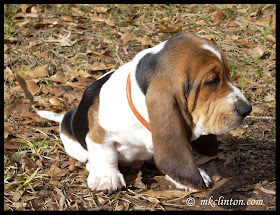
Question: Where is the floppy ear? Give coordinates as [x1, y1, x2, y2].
[146, 77, 207, 190]
[191, 134, 219, 156]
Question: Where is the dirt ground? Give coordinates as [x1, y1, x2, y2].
[4, 4, 276, 211]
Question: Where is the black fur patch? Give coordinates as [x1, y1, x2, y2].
[135, 52, 162, 95]
[135, 33, 188, 95]
[60, 107, 77, 140]
[61, 71, 114, 150]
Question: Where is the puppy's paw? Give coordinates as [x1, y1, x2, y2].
[165, 168, 212, 192]
[165, 175, 198, 192]
[198, 168, 212, 188]
[87, 169, 126, 193]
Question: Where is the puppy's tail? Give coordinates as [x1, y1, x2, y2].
[36, 110, 64, 123]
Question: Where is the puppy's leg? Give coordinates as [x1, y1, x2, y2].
[85, 135, 126, 193]
[60, 132, 89, 163]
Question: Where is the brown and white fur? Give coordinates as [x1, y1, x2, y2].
[37, 32, 251, 193]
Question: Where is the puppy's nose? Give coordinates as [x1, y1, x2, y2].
[236, 104, 252, 117]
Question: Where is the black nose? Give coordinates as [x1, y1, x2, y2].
[236, 104, 252, 117]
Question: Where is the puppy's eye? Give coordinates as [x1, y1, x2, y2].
[205, 76, 220, 86]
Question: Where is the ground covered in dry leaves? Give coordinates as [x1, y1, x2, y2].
[4, 4, 276, 211]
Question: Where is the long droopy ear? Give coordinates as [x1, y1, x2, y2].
[146, 77, 207, 191]
[191, 134, 219, 156]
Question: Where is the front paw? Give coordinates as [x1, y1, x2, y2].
[165, 175, 198, 192]
[165, 168, 212, 191]
[87, 169, 126, 193]
[198, 168, 212, 188]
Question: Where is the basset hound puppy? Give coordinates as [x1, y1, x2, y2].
[37, 32, 252, 193]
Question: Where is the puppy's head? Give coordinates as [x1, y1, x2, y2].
[141, 32, 251, 190]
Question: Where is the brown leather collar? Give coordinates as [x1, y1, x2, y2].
[126, 73, 151, 131]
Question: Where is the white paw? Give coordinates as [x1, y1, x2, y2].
[165, 175, 198, 192]
[165, 168, 212, 191]
[198, 168, 212, 187]
[86, 162, 92, 171]
[87, 169, 126, 193]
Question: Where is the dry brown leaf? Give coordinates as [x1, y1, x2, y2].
[4, 67, 14, 80]
[4, 36, 19, 43]
[195, 155, 218, 165]
[84, 62, 108, 71]
[248, 45, 265, 59]
[20, 4, 29, 13]
[65, 77, 95, 89]
[265, 34, 276, 43]
[39, 83, 61, 95]
[235, 40, 252, 48]
[135, 35, 152, 46]
[60, 16, 73, 22]
[212, 10, 227, 21]
[196, 20, 208, 26]
[23, 156, 36, 169]
[11, 191, 23, 202]
[268, 54, 276, 61]
[229, 128, 245, 137]
[264, 93, 274, 102]
[55, 169, 69, 177]
[121, 31, 133, 44]
[202, 34, 214, 41]
[49, 97, 62, 106]
[254, 88, 263, 95]
[26, 80, 40, 95]
[46, 164, 61, 177]
[62, 63, 76, 79]
[63, 91, 81, 103]
[251, 105, 263, 115]
[255, 18, 271, 27]
[192, 192, 208, 198]
[4, 140, 32, 150]
[237, 8, 248, 14]
[24, 65, 49, 79]
[90, 15, 115, 26]
[211, 177, 231, 190]
[75, 69, 93, 78]
[266, 103, 275, 108]
[28, 41, 41, 48]
[91, 6, 108, 13]
[255, 183, 276, 195]
[158, 22, 179, 33]
[135, 14, 145, 26]
[250, 8, 260, 17]
[4, 123, 13, 139]
[71, 7, 85, 17]
[223, 153, 238, 166]
[16, 19, 30, 26]
[38, 51, 49, 59]
[4, 100, 30, 118]
[54, 187, 66, 210]
[48, 72, 69, 83]
[231, 74, 241, 82]
[47, 32, 76, 47]
[133, 171, 147, 189]
[143, 190, 193, 198]
[271, 15, 275, 31]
